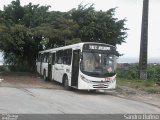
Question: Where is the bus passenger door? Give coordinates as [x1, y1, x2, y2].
[53, 51, 63, 83]
[48, 53, 52, 80]
[71, 50, 80, 87]
[40, 54, 43, 75]
[51, 53, 56, 80]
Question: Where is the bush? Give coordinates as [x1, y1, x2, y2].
[117, 64, 160, 80]
[4, 61, 30, 72]
[117, 64, 139, 79]
[8, 63, 36, 72]
[147, 64, 160, 82]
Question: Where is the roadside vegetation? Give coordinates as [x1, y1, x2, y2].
[0, 0, 127, 72]
[117, 64, 160, 93]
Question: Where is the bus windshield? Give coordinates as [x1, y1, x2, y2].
[80, 51, 117, 77]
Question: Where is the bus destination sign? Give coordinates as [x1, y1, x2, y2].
[89, 45, 110, 50]
[83, 44, 114, 52]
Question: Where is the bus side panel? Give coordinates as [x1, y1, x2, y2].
[53, 64, 64, 83]
[52, 50, 64, 83]
[71, 50, 80, 87]
[51, 53, 55, 81]
[41, 63, 48, 77]
[36, 62, 41, 74]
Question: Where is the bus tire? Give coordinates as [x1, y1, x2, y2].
[43, 70, 47, 81]
[63, 75, 70, 90]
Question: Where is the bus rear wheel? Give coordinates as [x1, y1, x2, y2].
[63, 75, 70, 90]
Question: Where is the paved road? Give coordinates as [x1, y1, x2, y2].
[0, 87, 160, 114]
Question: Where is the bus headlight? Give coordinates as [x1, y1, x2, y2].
[80, 75, 91, 83]
[111, 78, 116, 83]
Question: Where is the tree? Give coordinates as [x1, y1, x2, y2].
[70, 4, 127, 47]
[3, 0, 24, 24]
[0, 0, 51, 71]
[0, 1, 128, 72]
[22, 3, 51, 28]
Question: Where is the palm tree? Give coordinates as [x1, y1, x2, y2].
[139, 0, 149, 80]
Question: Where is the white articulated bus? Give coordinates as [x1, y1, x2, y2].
[36, 42, 118, 90]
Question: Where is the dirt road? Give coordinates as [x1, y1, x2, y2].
[0, 73, 160, 111]
[0, 72, 64, 89]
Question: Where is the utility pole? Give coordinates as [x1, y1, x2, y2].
[139, 0, 149, 80]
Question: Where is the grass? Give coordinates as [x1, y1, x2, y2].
[117, 78, 160, 94]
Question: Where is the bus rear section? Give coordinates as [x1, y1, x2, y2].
[36, 52, 49, 80]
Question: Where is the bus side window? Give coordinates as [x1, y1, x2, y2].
[43, 53, 47, 63]
[42, 53, 49, 63]
[52, 53, 55, 65]
[48, 53, 52, 64]
[41, 54, 44, 62]
[46, 53, 49, 63]
[43, 54, 45, 62]
[37, 53, 41, 62]
[63, 49, 72, 65]
[56, 50, 63, 64]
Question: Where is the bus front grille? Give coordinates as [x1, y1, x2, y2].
[91, 81, 110, 84]
[93, 84, 108, 88]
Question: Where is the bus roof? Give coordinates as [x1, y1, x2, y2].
[39, 42, 116, 54]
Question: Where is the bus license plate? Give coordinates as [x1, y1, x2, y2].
[98, 84, 105, 87]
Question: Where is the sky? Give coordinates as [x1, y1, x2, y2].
[0, 0, 160, 62]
